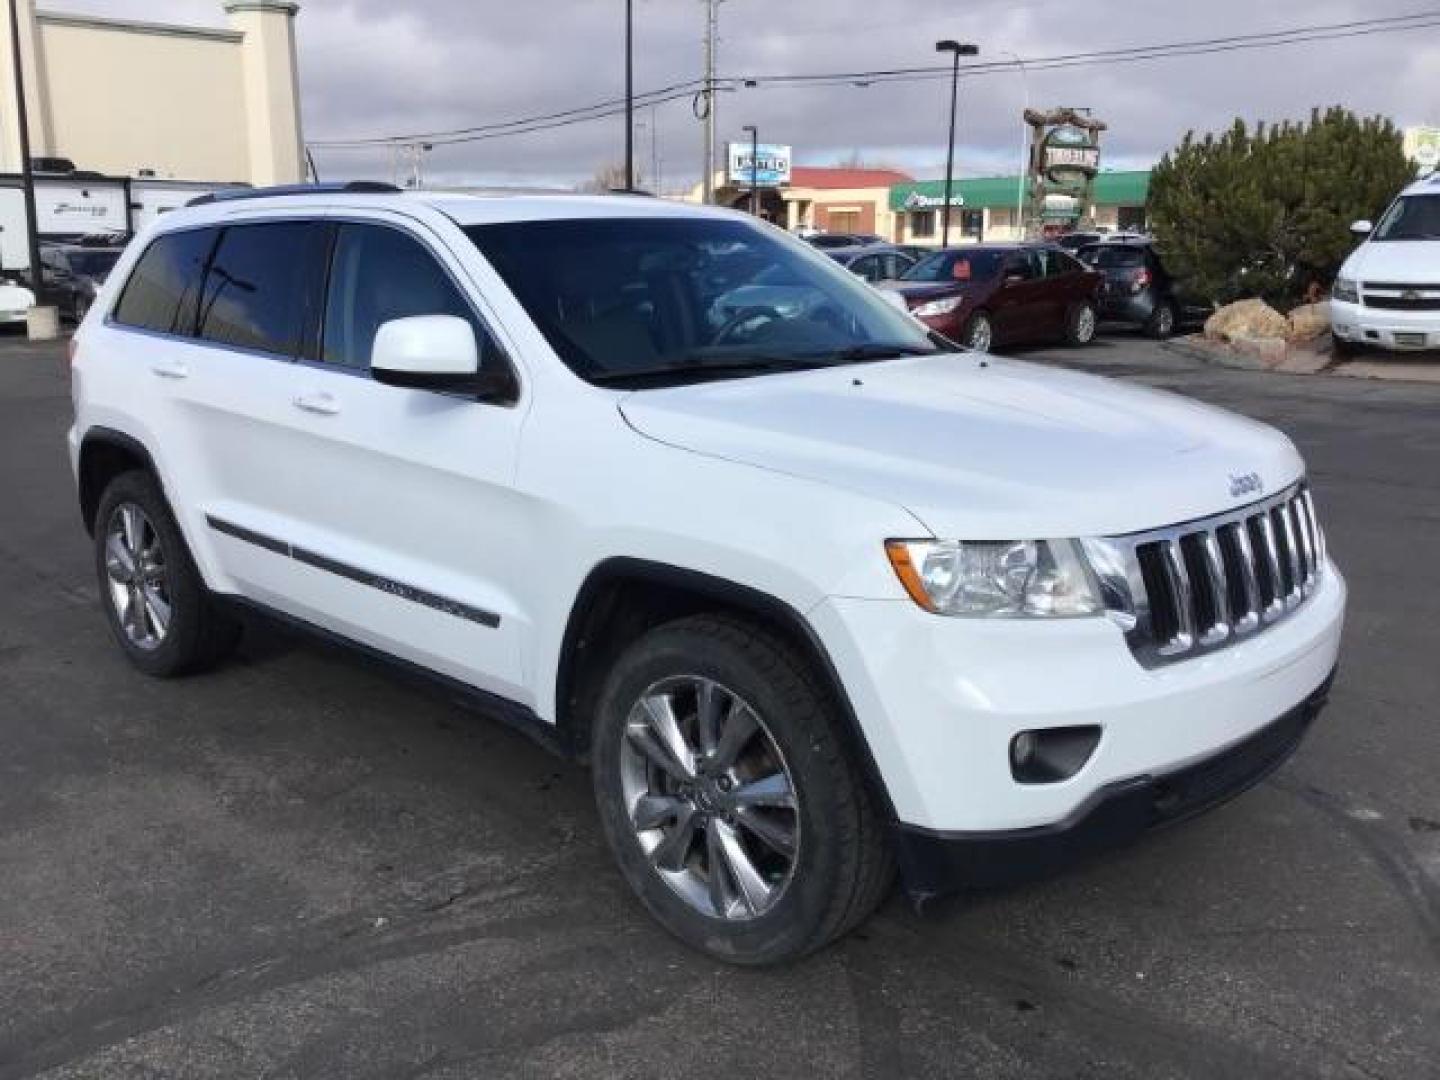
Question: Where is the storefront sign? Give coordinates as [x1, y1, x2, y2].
[902, 190, 964, 210]
[727, 142, 792, 187]
[1042, 125, 1101, 187]
[1405, 126, 1440, 174]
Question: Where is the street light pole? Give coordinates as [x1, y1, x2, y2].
[742, 124, 758, 215]
[1000, 50, 1031, 240]
[7, 0, 43, 299]
[624, 0, 634, 191]
[935, 39, 978, 249]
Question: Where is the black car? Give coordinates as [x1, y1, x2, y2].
[805, 232, 884, 250]
[1077, 240, 1208, 338]
[825, 244, 917, 283]
[41, 242, 125, 323]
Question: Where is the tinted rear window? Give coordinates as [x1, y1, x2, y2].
[112, 228, 217, 334]
[1080, 245, 1147, 269]
[196, 222, 328, 356]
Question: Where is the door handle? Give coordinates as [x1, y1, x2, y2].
[149, 359, 189, 379]
[293, 391, 341, 416]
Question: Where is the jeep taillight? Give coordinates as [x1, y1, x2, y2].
[1132, 267, 1152, 293]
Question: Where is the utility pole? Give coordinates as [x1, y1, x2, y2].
[7, 0, 43, 300]
[700, 0, 722, 203]
[624, 0, 634, 191]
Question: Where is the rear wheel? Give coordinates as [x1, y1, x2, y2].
[1144, 301, 1176, 339]
[1064, 301, 1098, 346]
[94, 471, 241, 677]
[961, 311, 994, 352]
[591, 614, 894, 965]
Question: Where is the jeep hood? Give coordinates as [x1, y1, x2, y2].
[618, 354, 1304, 539]
[1343, 239, 1440, 283]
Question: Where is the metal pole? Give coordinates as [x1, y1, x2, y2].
[749, 126, 758, 215]
[7, 0, 42, 299]
[940, 49, 959, 248]
[701, 0, 718, 203]
[624, 0, 634, 191]
[650, 102, 660, 194]
[1002, 51, 1030, 240]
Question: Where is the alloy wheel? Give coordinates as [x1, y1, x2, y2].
[1076, 305, 1097, 343]
[103, 503, 172, 650]
[967, 315, 993, 353]
[619, 676, 800, 921]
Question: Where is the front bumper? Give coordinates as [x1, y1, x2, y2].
[892, 668, 1333, 897]
[1331, 298, 1440, 350]
[810, 560, 1345, 836]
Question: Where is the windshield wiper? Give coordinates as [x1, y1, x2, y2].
[590, 355, 829, 387]
[810, 343, 939, 363]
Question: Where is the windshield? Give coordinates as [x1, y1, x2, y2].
[1373, 194, 1440, 241]
[465, 216, 939, 386]
[900, 249, 1005, 283]
[66, 250, 122, 278]
[1079, 245, 1146, 269]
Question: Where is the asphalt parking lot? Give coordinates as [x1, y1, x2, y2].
[2, 330, 1437, 1079]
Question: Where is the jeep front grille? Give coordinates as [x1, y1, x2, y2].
[1083, 484, 1324, 669]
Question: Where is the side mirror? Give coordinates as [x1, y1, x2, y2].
[371, 315, 516, 402]
[1350, 220, 1373, 238]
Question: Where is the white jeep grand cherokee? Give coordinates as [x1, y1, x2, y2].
[69, 186, 1345, 964]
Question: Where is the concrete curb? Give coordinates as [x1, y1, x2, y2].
[1162, 335, 1440, 384]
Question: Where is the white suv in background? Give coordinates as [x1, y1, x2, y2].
[69, 185, 1345, 964]
[1332, 173, 1440, 354]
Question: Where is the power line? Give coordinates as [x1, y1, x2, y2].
[308, 10, 1440, 150]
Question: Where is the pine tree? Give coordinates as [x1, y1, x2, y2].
[1149, 107, 1415, 309]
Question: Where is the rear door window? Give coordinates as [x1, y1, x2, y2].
[112, 228, 218, 334]
[196, 221, 328, 356]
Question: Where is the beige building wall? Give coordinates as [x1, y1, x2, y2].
[0, 1, 303, 184]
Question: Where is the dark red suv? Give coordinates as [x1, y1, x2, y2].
[883, 243, 1102, 351]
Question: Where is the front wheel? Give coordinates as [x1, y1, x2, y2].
[1064, 301, 1098, 346]
[591, 614, 894, 965]
[961, 311, 994, 352]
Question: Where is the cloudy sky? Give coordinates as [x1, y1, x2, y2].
[61, 0, 1440, 190]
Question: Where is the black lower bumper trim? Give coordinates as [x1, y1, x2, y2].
[894, 668, 1336, 899]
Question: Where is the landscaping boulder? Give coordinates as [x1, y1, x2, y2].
[1227, 334, 1289, 369]
[1286, 301, 1331, 342]
[1204, 298, 1289, 343]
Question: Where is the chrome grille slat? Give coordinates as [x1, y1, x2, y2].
[1157, 539, 1196, 656]
[1098, 483, 1324, 669]
[1198, 531, 1231, 646]
[1255, 513, 1287, 622]
[1227, 522, 1263, 635]
[1275, 506, 1304, 609]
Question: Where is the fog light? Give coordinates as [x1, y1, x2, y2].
[1010, 726, 1102, 784]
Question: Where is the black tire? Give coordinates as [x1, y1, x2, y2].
[1144, 300, 1177, 339]
[1064, 301, 1098, 346]
[1330, 332, 1360, 358]
[73, 296, 90, 325]
[591, 614, 894, 965]
[961, 311, 994, 352]
[94, 470, 241, 677]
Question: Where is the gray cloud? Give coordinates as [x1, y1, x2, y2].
[57, 0, 1440, 189]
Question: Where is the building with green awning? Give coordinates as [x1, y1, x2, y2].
[888, 170, 1151, 246]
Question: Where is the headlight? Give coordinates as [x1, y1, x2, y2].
[885, 539, 1102, 617]
[1332, 276, 1359, 304]
[912, 295, 963, 319]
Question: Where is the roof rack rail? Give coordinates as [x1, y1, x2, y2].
[186, 181, 403, 207]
